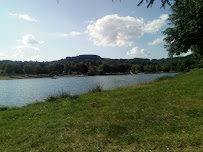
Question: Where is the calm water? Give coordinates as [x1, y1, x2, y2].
[0, 73, 177, 107]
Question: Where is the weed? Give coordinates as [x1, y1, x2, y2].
[119, 135, 140, 144]
[89, 84, 103, 93]
[45, 96, 57, 102]
[45, 93, 79, 102]
[186, 109, 203, 118]
[155, 75, 174, 82]
[107, 124, 128, 137]
[188, 137, 202, 147]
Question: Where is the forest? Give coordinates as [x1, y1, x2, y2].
[0, 54, 202, 77]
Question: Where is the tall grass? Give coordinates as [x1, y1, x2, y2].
[89, 84, 103, 93]
[45, 92, 78, 102]
[155, 75, 174, 82]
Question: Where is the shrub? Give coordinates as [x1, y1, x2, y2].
[58, 93, 79, 100]
[45, 93, 78, 102]
[45, 96, 57, 102]
[155, 76, 174, 82]
[0, 106, 9, 111]
[49, 71, 59, 77]
[89, 84, 103, 93]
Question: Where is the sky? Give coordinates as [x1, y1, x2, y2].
[0, 0, 181, 62]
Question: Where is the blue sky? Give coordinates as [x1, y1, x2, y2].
[0, 0, 175, 61]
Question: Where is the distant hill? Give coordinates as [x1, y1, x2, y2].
[57, 54, 194, 63]
[0, 54, 199, 76]
[65, 55, 103, 61]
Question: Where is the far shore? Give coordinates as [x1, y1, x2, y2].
[0, 74, 50, 80]
[0, 71, 178, 80]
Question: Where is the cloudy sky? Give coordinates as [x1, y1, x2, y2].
[0, 0, 173, 61]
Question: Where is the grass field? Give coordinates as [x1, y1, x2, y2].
[0, 70, 203, 151]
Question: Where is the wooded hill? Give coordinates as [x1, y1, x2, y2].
[0, 54, 201, 76]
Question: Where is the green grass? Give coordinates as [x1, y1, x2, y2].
[0, 70, 203, 151]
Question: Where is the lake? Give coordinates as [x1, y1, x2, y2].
[0, 73, 177, 107]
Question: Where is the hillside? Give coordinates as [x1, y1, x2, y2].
[0, 70, 203, 151]
[0, 54, 198, 77]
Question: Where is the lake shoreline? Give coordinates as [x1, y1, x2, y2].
[0, 72, 178, 108]
[0, 71, 178, 80]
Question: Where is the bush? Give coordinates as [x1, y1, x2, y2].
[49, 71, 59, 77]
[0, 106, 9, 111]
[89, 84, 103, 93]
[45, 93, 78, 102]
[155, 76, 174, 82]
[45, 96, 57, 102]
[58, 93, 79, 100]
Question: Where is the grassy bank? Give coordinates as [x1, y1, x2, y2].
[0, 70, 203, 151]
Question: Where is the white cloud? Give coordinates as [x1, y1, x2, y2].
[148, 36, 165, 46]
[87, 14, 144, 47]
[69, 31, 81, 36]
[16, 46, 40, 53]
[9, 13, 18, 16]
[87, 14, 168, 47]
[87, 20, 94, 24]
[10, 34, 44, 61]
[143, 14, 168, 33]
[12, 53, 25, 60]
[21, 34, 43, 46]
[59, 31, 81, 38]
[12, 50, 43, 61]
[126, 47, 150, 57]
[11, 52, 44, 61]
[0, 52, 8, 60]
[9, 13, 37, 22]
[28, 55, 43, 61]
[60, 33, 69, 38]
[14, 34, 43, 61]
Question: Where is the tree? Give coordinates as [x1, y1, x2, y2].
[54, 63, 64, 73]
[163, 0, 203, 57]
[143, 65, 149, 72]
[23, 65, 34, 74]
[5, 63, 15, 74]
[87, 66, 99, 76]
[76, 63, 88, 74]
[149, 64, 156, 72]
[57, 0, 172, 8]
[100, 64, 111, 73]
[155, 64, 161, 72]
[131, 64, 142, 73]
[34, 64, 43, 74]
[112, 0, 172, 8]
[64, 62, 71, 73]
[162, 63, 170, 72]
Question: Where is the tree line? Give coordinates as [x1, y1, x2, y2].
[0, 54, 202, 76]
